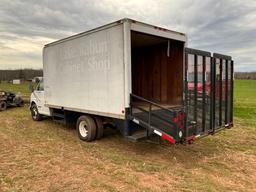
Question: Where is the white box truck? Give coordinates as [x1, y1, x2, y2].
[30, 18, 234, 144]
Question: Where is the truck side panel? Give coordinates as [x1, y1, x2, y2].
[43, 24, 125, 118]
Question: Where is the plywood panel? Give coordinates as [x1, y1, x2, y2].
[132, 37, 183, 105]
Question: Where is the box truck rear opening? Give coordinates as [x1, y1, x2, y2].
[131, 31, 183, 107]
[30, 18, 233, 144]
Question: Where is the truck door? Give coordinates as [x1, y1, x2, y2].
[185, 48, 212, 136]
[33, 80, 50, 115]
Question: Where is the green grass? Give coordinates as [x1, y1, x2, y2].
[0, 81, 31, 98]
[234, 80, 256, 126]
[0, 80, 256, 192]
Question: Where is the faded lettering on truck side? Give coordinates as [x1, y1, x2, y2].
[57, 39, 111, 73]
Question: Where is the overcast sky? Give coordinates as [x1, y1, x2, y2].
[0, 0, 255, 71]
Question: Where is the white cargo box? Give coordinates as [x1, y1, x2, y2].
[43, 18, 187, 119]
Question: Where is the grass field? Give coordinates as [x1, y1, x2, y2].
[0, 80, 256, 191]
[0, 82, 31, 98]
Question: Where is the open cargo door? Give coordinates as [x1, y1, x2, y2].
[185, 48, 234, 140]
[128, 31, 185, 143]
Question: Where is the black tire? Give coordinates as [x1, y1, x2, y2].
[76, 115, 96, 142]
[0, 101, 7, 111]
[94, 116, 104, 139]
[30, 103, 42, 121]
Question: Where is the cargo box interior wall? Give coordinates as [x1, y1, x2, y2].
[131, 31, 184, 107]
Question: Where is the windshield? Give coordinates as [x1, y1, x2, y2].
[36, 80, 44, 91]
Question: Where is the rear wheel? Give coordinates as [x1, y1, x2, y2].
[30, 103, 42, 121]
[76, 115, 96, 141]
[94, 116, 104, 139]
[0, 100, 7, 111]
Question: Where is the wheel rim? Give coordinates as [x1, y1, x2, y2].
[79, 120, 88, 138]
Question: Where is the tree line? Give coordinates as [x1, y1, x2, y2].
[0, 69, 255, 81]
[234, 72, 256, 80]
[0, 69, 43, 81]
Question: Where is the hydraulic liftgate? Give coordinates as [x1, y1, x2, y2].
[128, 48, 233, 144]
[185, 48, 234, 141]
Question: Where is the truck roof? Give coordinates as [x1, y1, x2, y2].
[45, 18, 186, 47]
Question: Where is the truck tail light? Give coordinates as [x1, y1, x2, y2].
[178, 113, 183, 121]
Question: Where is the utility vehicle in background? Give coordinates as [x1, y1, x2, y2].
[0, 91, 24, 111]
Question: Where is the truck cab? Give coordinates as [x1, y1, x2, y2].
[30, 79, 50, 120]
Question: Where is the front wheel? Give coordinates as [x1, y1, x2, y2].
[30, 103, 42, 121]
[0, 100, 7, 111]
[76, 115, 96, 142]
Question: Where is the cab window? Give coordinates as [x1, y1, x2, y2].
[36, 81, 44, 91]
